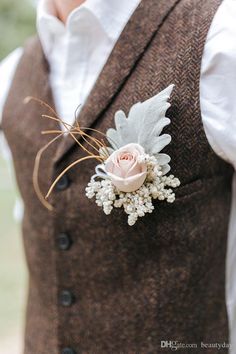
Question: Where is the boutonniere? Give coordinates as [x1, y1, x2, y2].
[26, 84, 180, 226]
[85, 84, 180, 225]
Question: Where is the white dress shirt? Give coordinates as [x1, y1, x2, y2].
[1, 0, 236, 351]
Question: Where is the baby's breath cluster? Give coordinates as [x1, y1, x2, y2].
[85, 155, 180, 226]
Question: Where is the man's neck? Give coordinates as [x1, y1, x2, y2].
[52, 0, 86, 23]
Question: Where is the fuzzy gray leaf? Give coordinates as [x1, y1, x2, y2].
[106, 84, 174, 155]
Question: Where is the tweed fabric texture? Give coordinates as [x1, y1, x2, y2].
[2, 0, 234, 353]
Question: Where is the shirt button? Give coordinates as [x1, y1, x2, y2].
[56, 174, 70, 191]
[57, 233, 72, 251]
[60, 290, 74, 307]
[62, 348, 76, 354]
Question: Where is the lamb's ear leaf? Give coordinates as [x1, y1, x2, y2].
[149, 134, 172, 155]
[106, 128, 122, 150]
[106, 84, 174, 152]
[155, 153, 171, 165]
[162, 163, 171, 175]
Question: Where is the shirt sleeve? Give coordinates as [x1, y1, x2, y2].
[200, 1, 236, 352]
[0, 47, 23, 159]
[200, 0, 236, 168]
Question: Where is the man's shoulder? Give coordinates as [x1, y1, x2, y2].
[0, 35, 40, 117]
[0, 47, 23, 74]
[0, 47, 24, 125]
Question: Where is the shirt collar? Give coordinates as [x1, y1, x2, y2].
[80, 0, 141, 40]
[37, 0, 141, 58]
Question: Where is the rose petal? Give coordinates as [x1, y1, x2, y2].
[107, 170, 147, 192]
[126, 159, 146, 177]
[105, 143, 147, 192]
[112, 163, 125, 178]
[119, 158, 135, 170]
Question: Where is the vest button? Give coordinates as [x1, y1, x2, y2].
[57, 233, 72, 251]
[62, 348, 76, 354]
[56, 174, 70, 191]
[60, 290, 74, 307]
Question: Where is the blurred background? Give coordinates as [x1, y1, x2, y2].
[0, 1, 36, 353]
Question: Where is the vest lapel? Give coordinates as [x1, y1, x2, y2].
[54, 0, 181, 163]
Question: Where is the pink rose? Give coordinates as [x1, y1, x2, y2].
[105, 143, 147, 192]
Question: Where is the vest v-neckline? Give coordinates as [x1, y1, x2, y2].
[51, 0, 181, 163]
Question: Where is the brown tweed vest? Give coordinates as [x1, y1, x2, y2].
[2, 0, 234, 353]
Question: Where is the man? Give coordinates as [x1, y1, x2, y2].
[1, 0, 236, 353]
